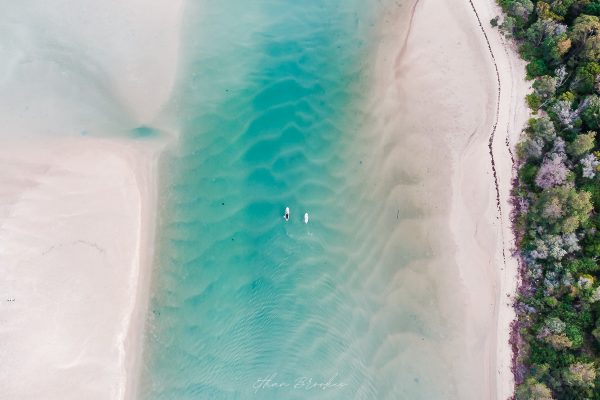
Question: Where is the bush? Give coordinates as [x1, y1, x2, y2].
[528, 59, 551, 79]
[528, 93, 543, 110]
[520, 162, 540, 186]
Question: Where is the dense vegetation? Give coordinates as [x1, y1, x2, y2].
[497, 1, 600, 398]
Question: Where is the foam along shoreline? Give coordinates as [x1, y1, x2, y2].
[369, 0, 528, 398]
[0, 137, 162, 400]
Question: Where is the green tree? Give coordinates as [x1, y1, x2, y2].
[533, 185, 593, 233]
[568, 131, 596, 157]
[530, 116, 557, 142]
[527, 59, 551, 78]
[574, 62, 600, 94]
[584, 0, 600, 16]
[510, 0, 535, 20]
[515, 378, 554, 400]
[583, 35, 600, 61]
[581, 95, 600, 129]
[548, 0, 575, 17]
[571, 15, 600, 46]
[563, 361, 596, 389]
[536, 2, 563, 21]
[546, 333, 573, 349]
[501, 16, 518, 37]
[592, 317, 600, 342]
[533, 75, 558, 100]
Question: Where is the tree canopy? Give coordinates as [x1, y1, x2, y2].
[498, 1, 600, 398]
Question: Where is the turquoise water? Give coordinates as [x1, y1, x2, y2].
[141, 1, 467, 399]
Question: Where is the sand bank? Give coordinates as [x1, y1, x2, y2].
[0, 1, 183, 398]
[0, 138, 162, 400]
[369, 0, 528, 398]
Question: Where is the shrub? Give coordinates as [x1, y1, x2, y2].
[528, 59, 551, 78]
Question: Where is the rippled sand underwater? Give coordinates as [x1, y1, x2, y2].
[141, 1, 471, 399]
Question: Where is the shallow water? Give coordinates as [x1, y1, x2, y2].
[141, 1, 473, 399]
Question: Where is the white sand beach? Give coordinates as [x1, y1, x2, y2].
[368, 0, 529, 398]
[0, 138, 162, 400]
[0, 1, 182, 399]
